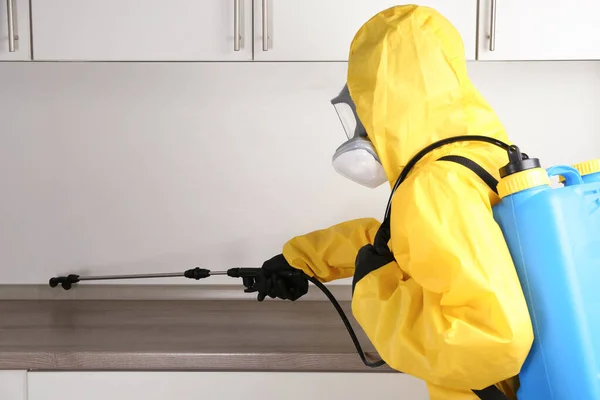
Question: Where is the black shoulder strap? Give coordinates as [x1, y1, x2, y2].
[438, 155, 499, 195]
[374, 155, 499, 254]
[374, 154, 501, 256]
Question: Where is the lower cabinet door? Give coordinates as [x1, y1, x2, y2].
[28, 371, 429, 400]
[0, 370, 27, 400]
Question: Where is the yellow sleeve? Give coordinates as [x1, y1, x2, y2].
[282, 218, 381, 282]
[351, 165, 534, 390]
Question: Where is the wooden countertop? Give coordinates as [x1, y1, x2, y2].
[0, 300, 391, 372]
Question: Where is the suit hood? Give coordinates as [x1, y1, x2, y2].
[346, 5, 509, 184]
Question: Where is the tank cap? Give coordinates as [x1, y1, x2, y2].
[499, 145, 541, 178]
[573, 159, 600, 176]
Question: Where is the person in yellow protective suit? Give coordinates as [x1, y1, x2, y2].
[247, 5, 534, 400]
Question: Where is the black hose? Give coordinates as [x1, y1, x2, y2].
[306, 275, 387, 368]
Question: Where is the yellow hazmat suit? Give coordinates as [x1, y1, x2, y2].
[281, 5, 534, 400]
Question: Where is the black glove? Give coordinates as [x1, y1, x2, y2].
[244, 254, 309, 302]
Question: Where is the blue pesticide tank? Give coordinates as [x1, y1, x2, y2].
[492, 150, 600, 400]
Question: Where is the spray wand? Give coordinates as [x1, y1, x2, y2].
[49, 267, 386, 369]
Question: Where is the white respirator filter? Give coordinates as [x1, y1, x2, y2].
[332, 138, 387, 189]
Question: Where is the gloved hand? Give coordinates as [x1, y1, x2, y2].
[245, 254, 309, 302]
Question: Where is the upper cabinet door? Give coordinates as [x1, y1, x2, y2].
[253, 0, 477, 61]
[31, 0, 253, 61]
[0, 0, 31, 60]
[478, 0, 600, 60]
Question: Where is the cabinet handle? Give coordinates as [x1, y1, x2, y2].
[489, 0, 497, 51]
[234, 0, 241, 51]
[262, 0, 268, 51]
[6, 0, 16, 52]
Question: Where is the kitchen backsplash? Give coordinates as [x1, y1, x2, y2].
[0, 61, 598, 284]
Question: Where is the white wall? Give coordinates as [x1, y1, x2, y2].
[0, 61, 599, 284]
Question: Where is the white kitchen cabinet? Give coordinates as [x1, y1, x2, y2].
[30, 0, 253, 61]
[30, 0, 475, 62]
[0, 0, 31, 60]
[253, 0, 478, 61]
[0, 370, 27, 400]
[478, 0, 600, 60]
[28, 371, 428, 400]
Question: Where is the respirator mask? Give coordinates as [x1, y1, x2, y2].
[330, 85, 387, 189]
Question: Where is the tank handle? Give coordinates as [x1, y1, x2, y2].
[547, 165, 584, 187]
